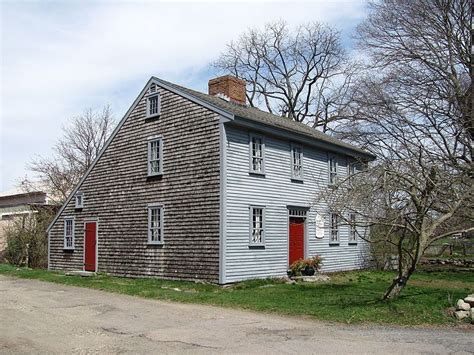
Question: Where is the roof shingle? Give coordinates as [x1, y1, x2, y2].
[154, 77, 375, 160]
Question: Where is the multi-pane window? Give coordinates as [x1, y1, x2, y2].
[291, 144, 303, 180]
[75, 192, 83, 209]
[148, 205, 164, 244]
[329, 157, 338, 185]
[147, 137, 163, 176]
[349, 213, 357, 243]
[146, 90, 161, 118]
[249, 135, 265, 174]
[63, 218, 74, 249]
[330, 213, 339, 243]
[250, 206, 265, 245]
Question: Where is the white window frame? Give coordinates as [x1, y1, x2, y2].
[146, 86, 161, 118]
[249, 205, 265, 246]
[147, 204, 164, 245]
[75, 191, 84, 209]
[328, 156, 338, 186]
[63, 217, 75, 250]
[348, 213, 357, 244]
[147, 136, 163, 177]
[249, 134, 265, 175]
[290, 143, 303, 181]
[329, 212, 339, 244]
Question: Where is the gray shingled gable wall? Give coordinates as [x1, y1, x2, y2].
[48, 85, 221, 282]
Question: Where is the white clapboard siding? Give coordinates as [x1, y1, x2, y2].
[224, 125, 369, 283]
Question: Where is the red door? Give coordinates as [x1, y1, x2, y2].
[84, 222, 97, 272]
[289, 218, 305, 266]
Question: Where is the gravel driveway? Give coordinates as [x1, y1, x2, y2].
[0, 275, 472, 354]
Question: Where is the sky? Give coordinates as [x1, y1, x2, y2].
[0, 0, 368, 192]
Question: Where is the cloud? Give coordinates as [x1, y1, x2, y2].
[0, 0, 366, 191]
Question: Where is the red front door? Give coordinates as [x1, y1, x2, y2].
[84, 222, 97, 272]
[289, 218, 305, 266]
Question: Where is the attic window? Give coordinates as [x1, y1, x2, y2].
[146, 85, 161, 118]
[75, 192, 84, 209]
[149, 84, 158, 94]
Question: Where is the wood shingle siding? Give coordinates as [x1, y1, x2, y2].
[48, 85, 221, 282]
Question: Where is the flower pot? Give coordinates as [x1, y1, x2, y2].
[302, 266, 315, 276]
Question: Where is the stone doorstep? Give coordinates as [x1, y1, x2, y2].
[65, 270, 96, 277]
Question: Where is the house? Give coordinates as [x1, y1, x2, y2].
[47, 75, 375, 283]
[0, 185, 54, 260]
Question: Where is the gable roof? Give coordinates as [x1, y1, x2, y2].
[47, 76, 374, 232]
[152, 77, 376, 160]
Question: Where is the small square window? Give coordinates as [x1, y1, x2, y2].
[75, 192, 83, 209]
[249, 206, 265, 246]
[148, 204, 164, 244]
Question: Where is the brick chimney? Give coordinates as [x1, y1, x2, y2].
[208, 75, 246, 105]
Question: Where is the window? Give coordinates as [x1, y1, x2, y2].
[329, 213, 339, 244]
[348, 160, 364, 176]
[148, 204, 164, 244]
[249, 134, 265, 174]
[75, 192, 83, 209]
[329, 157, 338, 185]
[64, 218, 75, 249]
[348, 162, 357, 176]
[249, 206, 265, 245]
[349, 213, 357, 243]
[146, 85, 161, 118]
[291, 144, 303, 180]
[147, 137, 163, 176]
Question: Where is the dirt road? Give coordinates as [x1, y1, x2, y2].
[0, 276, 472, 354]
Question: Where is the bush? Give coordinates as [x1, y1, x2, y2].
[4, 209, 53, 268]
[289, 256, 323, 276]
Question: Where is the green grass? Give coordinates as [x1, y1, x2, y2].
[1, 264, 472, 326]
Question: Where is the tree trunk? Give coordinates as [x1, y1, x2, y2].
[383, 268, 415, 300]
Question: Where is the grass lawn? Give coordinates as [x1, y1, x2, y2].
[1, 264, 472, 326]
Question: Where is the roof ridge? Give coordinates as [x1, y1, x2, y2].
[153, 77, 375, 160]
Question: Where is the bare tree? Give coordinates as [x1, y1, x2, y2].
[214, 20, 355, 131]
[29, 106, 115, 203]
[326, 0, 473, 299]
